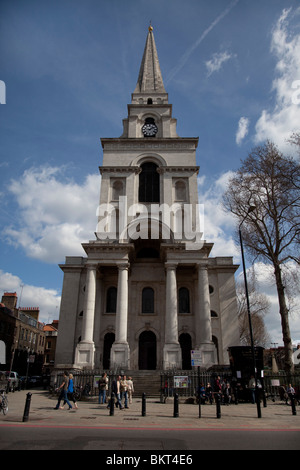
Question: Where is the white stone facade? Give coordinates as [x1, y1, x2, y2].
[54, 27, 240, 371]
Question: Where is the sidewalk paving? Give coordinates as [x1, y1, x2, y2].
[1, 388, 300, 430]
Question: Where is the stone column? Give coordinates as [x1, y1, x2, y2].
[163, 262, 181, 369]
[81, 265, 97, 343]
[115, 263, 129, 343]
[110, 263, 130, 369]
[195, 263, 216, 367]
[165, 263, 179, 344]
[75, 264, 96, 368]
[196, 264, 212, 344]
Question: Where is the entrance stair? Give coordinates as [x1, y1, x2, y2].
[125, 370, 162, 399]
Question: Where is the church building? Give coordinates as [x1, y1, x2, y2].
[54, 26, 240, 372]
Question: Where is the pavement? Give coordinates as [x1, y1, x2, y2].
[1, 388, 300, 430]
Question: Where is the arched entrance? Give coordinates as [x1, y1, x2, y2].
[179, 333, 192, 370]
[138, 331, 157, 370]
[103, 332, 115, 369]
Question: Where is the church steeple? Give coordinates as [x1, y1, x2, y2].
[120, 25, 178, 138]
[133, 25, 166, 95]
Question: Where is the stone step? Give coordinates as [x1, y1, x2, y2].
[124, 371, 162, 397]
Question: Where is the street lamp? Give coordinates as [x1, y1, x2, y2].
[239, 206, 262, 418]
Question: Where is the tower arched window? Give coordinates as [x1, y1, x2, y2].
[142, 287, 154, 313]
[112, 180, 124, 200]
[139, 162, 160, 203]
[106, 287, 117, 313]
[178, 287, 190, 313]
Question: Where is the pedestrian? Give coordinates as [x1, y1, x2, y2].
[197, 383, 206, 404]
[112, 376, 123, 410]
[248, 375, 256, 404]
[287, 383, 295, 396]
[206, 382, 213, 404]
[286, 383, 296, 405]
[54, 371, 72, 410]
[127, 376, 134, 404]
[120, 375, 129, 408]
[66, 373, 78, 409]
[215, 376, 222, 403]
[223, 383, 231, 405]
[98, 372, 108, 404]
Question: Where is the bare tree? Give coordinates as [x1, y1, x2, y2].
[236, 269, 271, 347]
[288, 132, 300, 157]
[223, 140, 300, 374]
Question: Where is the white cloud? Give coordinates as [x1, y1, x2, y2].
[255, 8, 300, 151]
[206, 51, 235, 77]
[0, 270, 61, 324]
[3, 166, 100, 263]
[236, 117, 249, 145]
[198, 171, 239, 260]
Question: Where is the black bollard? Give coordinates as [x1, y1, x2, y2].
[174, 393, 179, 418]
[216, 393, 221, 419]
[109, 392, 115, 416]
[290, 395, 297, 416]
[22, 392, 32, 422]
[142, 392, 146, 416]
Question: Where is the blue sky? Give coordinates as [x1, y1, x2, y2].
[0, 0, 299, 344]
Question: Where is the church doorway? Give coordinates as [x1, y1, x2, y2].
[103, 332, 115, 369]
[138, 331, 157, 370]
[179, 333, 192, 370]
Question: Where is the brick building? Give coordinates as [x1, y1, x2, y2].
[0, 292, 46, 375]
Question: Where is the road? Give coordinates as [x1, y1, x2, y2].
[0, 424, 299, 451]
[0, 388, 299, 453]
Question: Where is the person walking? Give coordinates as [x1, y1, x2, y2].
[286, 383, 296, 405]
[215, 376, 222, 403]
[120, 375, 129, 408]
[206, 382, 213, 404]
[66, 373, 78, 409]
[127, 376, 134, 404]
[111, 376, 123, 410]
[54, 371, 72, 410]
[98, 372, 108, 405]
[248, 375, 256, 404]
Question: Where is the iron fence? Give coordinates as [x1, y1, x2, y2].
[52, 368, 300, 402]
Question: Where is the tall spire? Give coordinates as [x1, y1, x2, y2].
[133, 25, 166, 94]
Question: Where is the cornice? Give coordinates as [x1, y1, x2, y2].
[100, 137, 199, 150]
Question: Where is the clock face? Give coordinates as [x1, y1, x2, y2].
[142, 123, 158, 137]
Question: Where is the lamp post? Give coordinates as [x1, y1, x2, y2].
[239, 206, 262, 418]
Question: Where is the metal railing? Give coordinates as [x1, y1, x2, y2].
[52, 368, 300, 402]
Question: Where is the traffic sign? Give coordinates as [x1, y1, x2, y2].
[191, 349, 202, 366]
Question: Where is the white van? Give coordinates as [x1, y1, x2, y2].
[4, 371, 19, 389]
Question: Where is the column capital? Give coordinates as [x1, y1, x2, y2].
[86, 263, 98, 271]
[196, 262, 208, 270]
[165, 261, 178, 270]
[116, 262, 130, 271]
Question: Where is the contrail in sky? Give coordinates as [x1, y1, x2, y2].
[166, 0, 240, 84]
